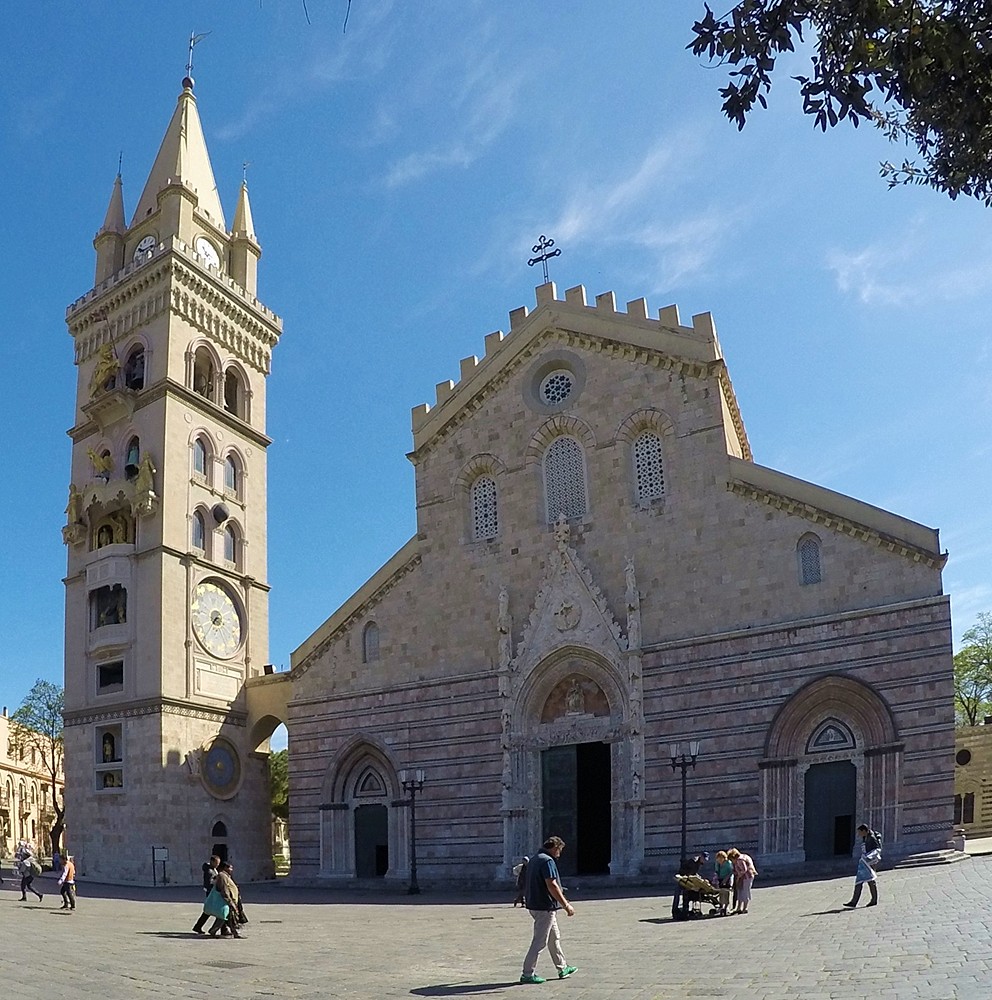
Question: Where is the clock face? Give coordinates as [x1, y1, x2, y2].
[194, 236, 221, 269]
[201, 738, 241, 798]
[191, 581, 242, 658]
[132, 235, 156, 264]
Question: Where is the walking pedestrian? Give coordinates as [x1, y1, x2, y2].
[208, 862, 242, 938]
[58, 854, 76, 910]
[519, 836, 577, 985]
[16, 849, 43, 902]
[843, 824, 881, 908]
[512, 856, 529, 907]
[193, 854, 221, 934]
[727, 847, 757, 914]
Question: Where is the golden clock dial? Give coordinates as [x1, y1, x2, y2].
[191, 581, 243, 658]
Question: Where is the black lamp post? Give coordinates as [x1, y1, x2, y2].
[669, 741, 700, 865]
[400, 768, 426, 895]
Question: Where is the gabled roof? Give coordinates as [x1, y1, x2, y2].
[409, 282, 747, 460]
[130, 79, 226, 230]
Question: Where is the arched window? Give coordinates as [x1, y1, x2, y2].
[212, 821, 228, 838]
[223, 524, 238, 564]
[224, 369, 245, 418]
[362, 622, 380, 664]
[471, 476, 499, 540]
[193, 438, 208, 479]
[124, 346, 145, 390]
[224, 455, 239, 495]
[798, 535, 822, 585]
[192, 511, 206, 551]
[632, 430, 665, 503]
[125, 436, 140, 480]
[954, 792, 976, 825]
[192, 347, 215, 400]
[543, 436, 587, 522]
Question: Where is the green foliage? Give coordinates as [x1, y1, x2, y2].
[11, 679, 66, 855]
[268, 748, 288, 820]
[954, 612, 992, 726]
[688, 1, 992, 204]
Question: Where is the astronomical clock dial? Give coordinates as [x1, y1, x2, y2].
[132, 234, 157, 264]
[191, 581, 243, 658]
[201, 738, 242, 799]
[194, 236, 221, 269]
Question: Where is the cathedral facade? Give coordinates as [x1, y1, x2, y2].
[284, 285, 954, 883]
[62, 78, 279, 884]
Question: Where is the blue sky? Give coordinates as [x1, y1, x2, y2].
[1, 1, 989, 719]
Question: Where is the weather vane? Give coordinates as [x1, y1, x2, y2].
[186, 30, 212, 80]
[527, 235, 562, 284]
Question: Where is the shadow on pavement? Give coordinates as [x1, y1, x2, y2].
[411, 984, 519, 996]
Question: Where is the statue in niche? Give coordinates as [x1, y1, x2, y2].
[497, 586, 512, 668]
[111, 510, 130, 544]
[65, 484, 83, 525]
[89, 344, 120, 397]
[565, 679, 585, 715]
[627, 613, 641, 652]
[102, 732, 117, 762]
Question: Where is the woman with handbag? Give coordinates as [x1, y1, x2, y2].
[844, 824, 881, 908]
[207, 862, 243, 938]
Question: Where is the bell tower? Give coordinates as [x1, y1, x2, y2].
[62, 76, 282, 884]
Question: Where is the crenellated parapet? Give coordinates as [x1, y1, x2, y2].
[409, 281, 747, 461]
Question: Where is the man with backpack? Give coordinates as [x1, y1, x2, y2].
[843, 824, 881, 908]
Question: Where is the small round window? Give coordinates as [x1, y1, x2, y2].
[540, 369, 575, 406]
[956, 749, 972, 766]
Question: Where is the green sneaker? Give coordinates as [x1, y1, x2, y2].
[558, 966, 578, 979]
[519, 973, 546, 984]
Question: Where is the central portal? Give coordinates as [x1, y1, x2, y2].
[541, 742, 611, 876]
[354, 803, 388, 877]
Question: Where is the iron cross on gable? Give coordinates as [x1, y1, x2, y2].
[527, 235, 562, 285]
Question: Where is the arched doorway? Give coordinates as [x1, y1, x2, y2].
[504, 648, 641, 877]
[760, 675, 901, 863]
[211, 820, 229, 864]
[318, 739, 406, 881]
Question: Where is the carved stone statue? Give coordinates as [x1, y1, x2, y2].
[111, 511, 130, 544]
[624, 556, 639, 612]
[65, 484, 83, 525]
[565, 678, 585, 715]
[89, 344, 120, 397]
[497, 586, 513, 668]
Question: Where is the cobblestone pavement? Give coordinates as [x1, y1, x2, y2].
[2, 856, 990, 1000]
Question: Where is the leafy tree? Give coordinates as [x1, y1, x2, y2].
[953, 612, 992, 726]
[269, 748, 288, 821]
[689, 1, 992, 204]
[10, 679, 65, 858]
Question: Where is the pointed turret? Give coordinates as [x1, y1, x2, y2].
[230, 180, 261, 295]
[94, 173, 126, 283]
[130, 77, 226, 234]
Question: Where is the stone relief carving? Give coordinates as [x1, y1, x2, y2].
[553, 598, 581, 632]
[624, 555, 641, 651]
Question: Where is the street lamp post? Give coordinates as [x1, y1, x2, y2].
[669, 741, 700, 865]
[400, 768, 426, 895]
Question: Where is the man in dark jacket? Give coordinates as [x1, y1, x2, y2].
[192, 854, 221, 933]
[519, 836, 577, 984]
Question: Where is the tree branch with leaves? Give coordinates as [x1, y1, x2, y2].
[689, 1, 992, 204]
[10, 679, 66, 857]
[953, 612, 992, 726]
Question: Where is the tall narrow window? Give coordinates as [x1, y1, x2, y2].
[224, 455, 239, 494]
[632, 431, 665, 503]
[223, 524, 237, 564]
[224, 370, 243, 417]
[192, 347, 214, 400]
[543, 436, 587, 522]
[963, 792, 976, 824]
[362, 622, 380, 663]
[124, 346, 145, 390]
[192, 511, 206, 551]
[798, 536, 822, 585]
[193, 438, 208, 479]
[471, 476, 499, 540]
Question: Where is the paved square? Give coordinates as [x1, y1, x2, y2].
[2, 857, 990, 999]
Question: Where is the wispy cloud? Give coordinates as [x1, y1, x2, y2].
[827, 217, 992, 306]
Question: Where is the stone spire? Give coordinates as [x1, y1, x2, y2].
[232, 181, 256, 241]
[93, 172, 126, 283]
[130, 77, 226, 231]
